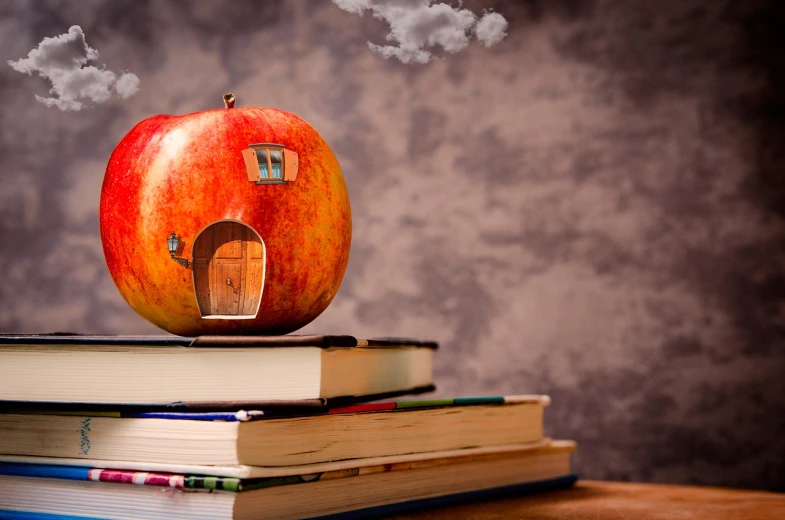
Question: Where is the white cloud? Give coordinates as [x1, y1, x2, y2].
[7, 25, 140, 111]
[333, 0, 508, 64]
[475, 11, 509, 48]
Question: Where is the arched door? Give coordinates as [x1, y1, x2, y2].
[192, 221, 265, 318]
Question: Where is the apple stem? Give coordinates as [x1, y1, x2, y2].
[223, 93, 236, 109]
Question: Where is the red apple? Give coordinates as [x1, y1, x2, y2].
[100, 94, 351, 336]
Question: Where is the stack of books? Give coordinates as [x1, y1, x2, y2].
[0, 333, 577, 519]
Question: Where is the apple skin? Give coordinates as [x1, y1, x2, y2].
[99, 103, 351, 336]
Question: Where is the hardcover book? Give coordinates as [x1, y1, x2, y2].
[0, 334, 436, 408]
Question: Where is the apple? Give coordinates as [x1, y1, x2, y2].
[100, 94, 351, 336]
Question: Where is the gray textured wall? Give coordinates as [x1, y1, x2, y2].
[1, 0, 784, 491]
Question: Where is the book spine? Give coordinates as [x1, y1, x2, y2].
[121, 410, 265, 421]
[329, 396, 522, 414]
[328, 402, 397, 414]
[0, 512, 103, 520]
[0, 463, 241, 492]
[0, 464, 89, 481]
[87, 469, 241, 491]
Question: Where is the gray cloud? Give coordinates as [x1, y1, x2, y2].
[7, 25, 140, 111]
[114, 72, 141, 99]
[332, 0, 508, 64]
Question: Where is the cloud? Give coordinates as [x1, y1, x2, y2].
[475, 12, 509, 47]
[332, 0, 509, 64]
[7, 25, 140, 111]
[114, 72, 141, 99]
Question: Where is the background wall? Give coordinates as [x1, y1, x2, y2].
[1, 0, 784, 491]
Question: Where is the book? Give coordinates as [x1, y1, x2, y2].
[0, 334, 436, 408]
[0, 440, 555, 479]
[0, 441, 577, 520]
[0, 396, 549, 466]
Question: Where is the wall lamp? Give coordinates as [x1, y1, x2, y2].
[166, 231, 190, 268]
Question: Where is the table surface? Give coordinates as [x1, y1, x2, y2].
[385, 480, 785, 520]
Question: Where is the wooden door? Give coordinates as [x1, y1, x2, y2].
[192, 222, 264, 317]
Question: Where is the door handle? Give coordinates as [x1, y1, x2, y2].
[226, 277, 238, 294]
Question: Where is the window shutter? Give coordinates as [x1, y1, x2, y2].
[241, 148, 260, 182]
[284, 149, 299, 181]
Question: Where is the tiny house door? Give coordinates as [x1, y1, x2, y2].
[192, 221, 265, 318]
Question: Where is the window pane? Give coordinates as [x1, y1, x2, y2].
[269, 149, 282, 164]
[255, 149, 268, 163]
[271, 163, 282, 179]
[255, 149, 269, 179]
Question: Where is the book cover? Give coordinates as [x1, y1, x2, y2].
[0, 333, 438, 349]
[0, 394, 550, 419]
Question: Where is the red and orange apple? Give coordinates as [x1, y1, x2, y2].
[100, 94, 351, 336]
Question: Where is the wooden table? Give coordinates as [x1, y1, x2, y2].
[386, 480, 785, 519]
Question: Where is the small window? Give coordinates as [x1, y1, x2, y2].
[241, 144, 298, 185]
